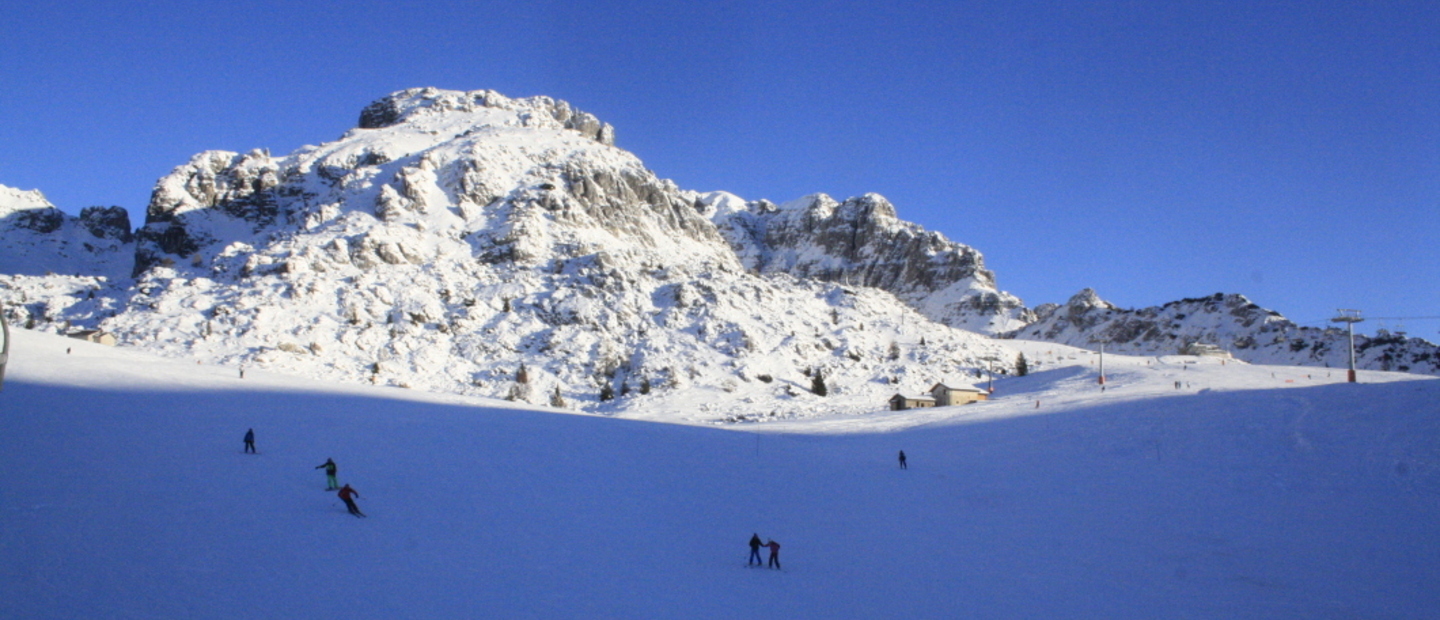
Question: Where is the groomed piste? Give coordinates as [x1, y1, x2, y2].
[3, 328, 1438, 619]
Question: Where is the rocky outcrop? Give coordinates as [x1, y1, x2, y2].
[79, 207, 133, 243]
[705, 192, 1032, 333]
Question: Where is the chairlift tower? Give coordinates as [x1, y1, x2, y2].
[1331, 309, 1364, 383]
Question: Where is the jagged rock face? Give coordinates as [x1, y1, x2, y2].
[4, 88, 1016, 420]
[0, 185, 134, 279]
[704, 192, 1032, 333]
[1003, 290, 1440, 374]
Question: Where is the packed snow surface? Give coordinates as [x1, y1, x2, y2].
[2, 329, 1438, 618]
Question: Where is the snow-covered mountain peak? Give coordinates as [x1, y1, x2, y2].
[355, 87, 615, 146]
[15, 86, 1434, 421]
[0, 184, 133, 279]
[0, 87, 1036, 418]
[1065, 288, 1118, 313]
[0, 185, 52, 217]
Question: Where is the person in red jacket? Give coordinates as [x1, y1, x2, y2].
[764, 539, 781, 569]
[337, 484, 365, 517]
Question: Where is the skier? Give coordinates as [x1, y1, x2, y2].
[898, 450, 907, 470]
[243, 428, 256, 454]
[748, 533, 764, 566]
[316, 458, 339, 490]
[764, 539, 781, 569]
[337, 484, 365, 517]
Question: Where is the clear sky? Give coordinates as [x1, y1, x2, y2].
[3, 1, 1436, 336]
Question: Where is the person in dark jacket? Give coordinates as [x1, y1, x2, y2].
[764, 539, 781, 569]
[748, 533, 764, 566]
[316, 458, 338, 490]
[898, 450, 907, 469]
[337, 484, 365, 517]
[243, 429, 256, 454]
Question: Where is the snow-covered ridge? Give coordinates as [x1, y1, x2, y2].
[1003, 289, 1440, 374]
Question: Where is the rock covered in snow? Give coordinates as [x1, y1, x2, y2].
[0, 185, 134, 279]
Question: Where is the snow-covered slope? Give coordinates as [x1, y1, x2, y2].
[1004, 289, 1440, 375]
[4, 328, 1437, 619]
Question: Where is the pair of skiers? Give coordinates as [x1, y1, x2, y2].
[316, 458, 364, 517]
[748, 533, 780, 569]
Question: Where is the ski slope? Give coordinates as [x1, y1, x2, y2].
[2, 329, 1438, 618]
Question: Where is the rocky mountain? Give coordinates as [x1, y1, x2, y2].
[1003, 289, 1440, 375]
[0, 88, 1021, 421]
[2, 88, 1436, 420]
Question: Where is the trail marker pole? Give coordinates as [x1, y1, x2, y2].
[1097, 340, 1107, 385]
[0, 302, 9, 392]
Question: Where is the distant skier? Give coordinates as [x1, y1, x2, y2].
[764, 539, 781, 569]
[316, 458, 339, 490]
[243, 428, 256, 454]
[337, 484, 365, 517]
[898, 450, 907, 470]
[748, 533, 763, 566]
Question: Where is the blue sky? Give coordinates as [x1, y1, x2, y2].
[3, 1, 1436, 336]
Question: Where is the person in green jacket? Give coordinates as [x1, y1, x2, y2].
[316, 458, 338, 490]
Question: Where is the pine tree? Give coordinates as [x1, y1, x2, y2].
[811, 368, 828, 396]
[599, 382, 615, 401]
[640, 376, 651, 395]
[1016, 353, 1029, 377]
[550, 386, 565, 407]
[516, 363, 529, 384]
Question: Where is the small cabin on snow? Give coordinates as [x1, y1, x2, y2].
[930, 383, 989, 406]
[891, 383, 989, 410]
[68, 329, 117, 346]
[889, 393, 936, 411]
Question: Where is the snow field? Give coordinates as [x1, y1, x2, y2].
[2, 329, 1438, 618]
